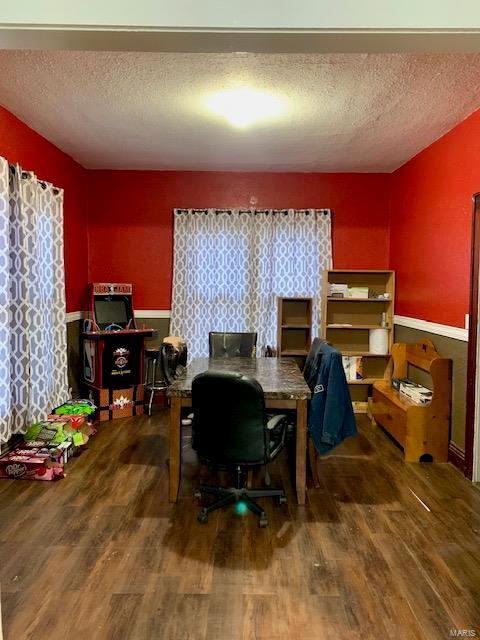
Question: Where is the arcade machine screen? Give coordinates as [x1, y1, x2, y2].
[94, 298, 130, 329]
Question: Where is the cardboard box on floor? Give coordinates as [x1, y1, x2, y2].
[84, 384, 145, 421]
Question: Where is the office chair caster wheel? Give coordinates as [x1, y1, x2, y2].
[197, 510, 208, 524]
[278, 495, 287, 506]
[194, 490, 202, 500]
[259, 514, 268, 528]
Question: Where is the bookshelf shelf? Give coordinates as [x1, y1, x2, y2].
[326, 324, 391, 330]
[281, 324, 311, 329]
[280, 349, 309, 357]
[341, 351, 391, 357]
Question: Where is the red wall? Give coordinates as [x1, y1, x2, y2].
[87, 171, 391, 310]
[0, 105, 391, 314]
[389, 109, 480, 328]
[0, 105, 88, 312]
[3, 97, 477, 326]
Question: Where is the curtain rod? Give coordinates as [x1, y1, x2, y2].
[9, 164, 61, 196]
[175, 208, 331, 215]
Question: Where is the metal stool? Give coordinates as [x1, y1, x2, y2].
[144, 348, 168, 416]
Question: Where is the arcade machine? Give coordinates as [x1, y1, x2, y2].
[82, 283, 156, 421]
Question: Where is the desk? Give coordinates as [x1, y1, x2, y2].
[167, 357, 311, 505]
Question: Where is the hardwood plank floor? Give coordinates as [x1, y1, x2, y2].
[0, 411, 479, 639]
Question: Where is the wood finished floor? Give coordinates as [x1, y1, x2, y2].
[0, 411, 479, 640]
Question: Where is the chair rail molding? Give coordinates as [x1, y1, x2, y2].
[394, 315, 468, 342]
[66, 310, 172, 322]
[135, 310, 171, 319]
[66, 311, 83, 323]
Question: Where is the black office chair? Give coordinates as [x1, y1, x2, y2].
[209, 332, 257, 358]
[302, 337, 325, 386]
[192, 371, 288, 527]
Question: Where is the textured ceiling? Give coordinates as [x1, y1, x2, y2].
[1, 50, 480, 172]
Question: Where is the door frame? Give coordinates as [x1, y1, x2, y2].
[465, 193, 480, 480]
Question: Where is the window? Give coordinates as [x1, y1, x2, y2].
[170, 208, 332, 358]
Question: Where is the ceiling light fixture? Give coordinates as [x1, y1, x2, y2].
[205, 87, 286, 129]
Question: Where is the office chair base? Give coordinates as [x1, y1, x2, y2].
[195, 484, 286, 527]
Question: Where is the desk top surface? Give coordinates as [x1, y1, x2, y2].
[168, 357, 311, 400]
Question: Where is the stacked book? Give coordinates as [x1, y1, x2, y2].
[347, 286, 369, 299]
[342, 356, 363, 381]
[392, 378, 432, 404]
[329, 283, 349, 298]
[328, 283, 370, 299]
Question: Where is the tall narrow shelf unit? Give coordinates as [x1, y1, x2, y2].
[277, 297, 312, 370]
[321, 270, 395, 413]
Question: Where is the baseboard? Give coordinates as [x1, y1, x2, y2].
[448, 442, 466, 473]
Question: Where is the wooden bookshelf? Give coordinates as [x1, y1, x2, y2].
[277, 297, 312, 369]
[321, 270, 395, 413]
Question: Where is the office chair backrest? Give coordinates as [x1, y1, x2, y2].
[209, 332, 257, 358]
[192, 371, 268, 465]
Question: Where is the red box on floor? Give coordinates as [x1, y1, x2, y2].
[83, 384, 144, 421]
[0, 447, 64, 481]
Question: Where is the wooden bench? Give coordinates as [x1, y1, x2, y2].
[371, 339, 452, 462]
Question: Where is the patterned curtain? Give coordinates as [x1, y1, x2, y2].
[170, 208, 332, 358]
[0, 156, 69, 443]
